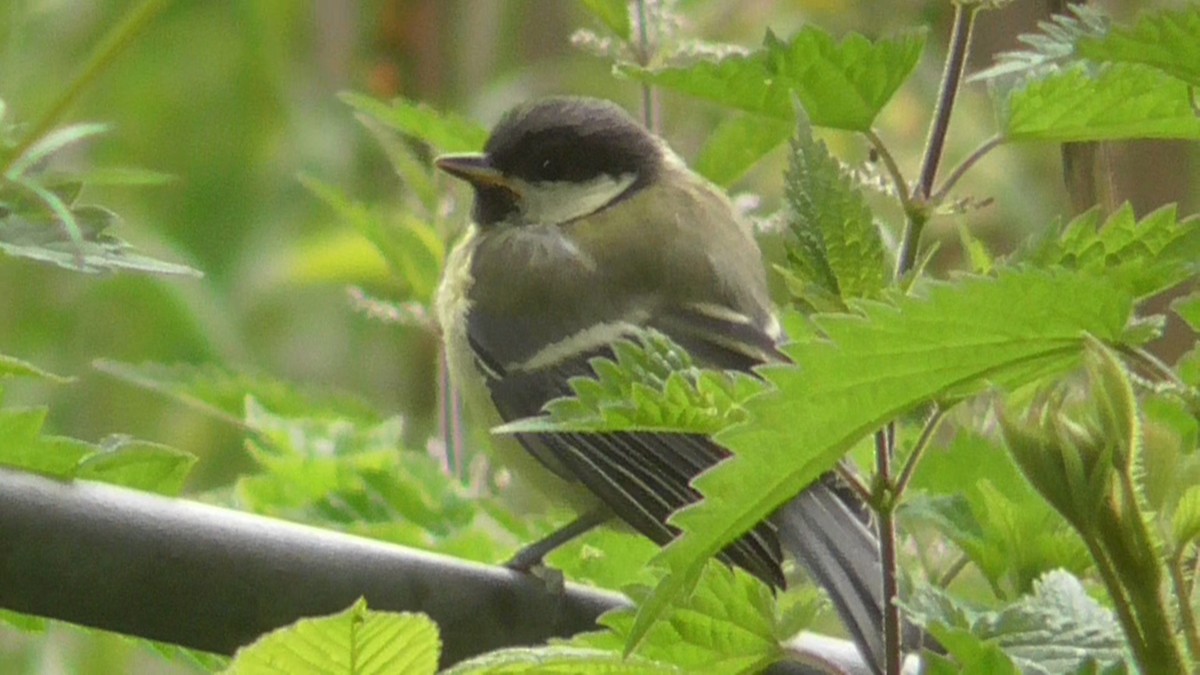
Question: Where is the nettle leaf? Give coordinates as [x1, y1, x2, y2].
[1172, 292, 1200, 332]
[901, 432, 1090, 598]
[0, 207, 201, 277]
[0, 353, 73, 383]
[299, 173, 444, 302]
[906, 571, 1127, 675]
[0, 405, 94, 476]
[630, 268, 1133, 647]
[235, 399, 490, 556]
[570, 562, 791, 674]
[1024, 204, 1200, 300]
[76, 437, 196, 495]
[781, 106, 886, 307]
[693, 114, 792, 187]
[999, 63, 1200, 142]
[622, 26, 924, 131]
[580, 0, 631, 42]
[497, 330, 765, 435]
[0, 402, 197, 491]
[94, 360, 382, 427]
[444, 647, 680, 674]
[340, 93, 487, 153]
[224, 599, 440, 675]
[970, 5, 1109, 82]
[1078, 6, 1200, 87]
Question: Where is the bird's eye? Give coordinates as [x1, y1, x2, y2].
[537, 156, 564, 181]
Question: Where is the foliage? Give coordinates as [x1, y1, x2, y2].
[1, 1, 1198, 674]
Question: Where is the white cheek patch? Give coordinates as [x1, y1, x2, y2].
[515, 173, 637, 225]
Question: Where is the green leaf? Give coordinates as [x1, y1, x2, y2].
[0, 406, 94, 476]
[1000, 63, 1200, 142]
[970, 5, 1109, 82]
[693, 114, 791, 186]
[4, 122, 108, 179]
[906, 571, 1127, 674]
[76, 438, 196, 495]
[630, 268, 1133, 648]
[299, 173, 444, 302]
[781, 105, 886, 306]
[224, 599, 439, 675]
[580, 0, 631, 41]
[1172, 292, 1200, 332]
[444, 646, 680, 674]
[495, 330, 765, 436]
[340, 93, 487, 153]
[569, 562, 788, 674]
[902, 431, 1091, 597]
[94, 360, 382, 427]
[1172, 485, 1200, 546]
[1078, 6, 1200, 86]
[0, 353, 73, 383]
[622, 27, 925, 131]
[0, 207, 201, 277]
[1024, 204, 1200, 300]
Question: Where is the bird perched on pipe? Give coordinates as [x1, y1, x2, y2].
[434, 96, 887, 673]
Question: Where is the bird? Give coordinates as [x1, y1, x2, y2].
[434, 96, 887, 673]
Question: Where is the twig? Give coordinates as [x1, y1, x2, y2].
[894, 406, 946, 497]
[874, 429, 902, 675]
[931, 136, 1003, 203]
[865, 130, 911, 208]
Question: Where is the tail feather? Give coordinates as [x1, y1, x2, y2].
[772, 481, 886, 675]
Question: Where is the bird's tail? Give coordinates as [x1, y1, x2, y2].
[772, 480, 886, 675]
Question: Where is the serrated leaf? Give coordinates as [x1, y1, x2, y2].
[1172, 485, 1200, 546]
[4, 122, 108, 179]
[495, 331, 764, 436]
[906, 571, 1126, 674]
[782, 106, 886, 305]
[1078, 6, 1200, 86]
[581, 0, 631, 41]
[569, 562, 784, 674]
[94, 360, 382, 427]
[693, 114, 791, 186]
[0, 208, 201, 277]
[299, 173, 444, 301]
[622, 27, 925, 131]
[340, 93, 487, 153]
[0, 406, 94, 476]
[0, 353, 73, 383]
[970, 5, 1109, 82]
[1001, 63, 1200, 142]
[76, 439, 196, 495]
[630, 269, 1133, 648]
[1172, 292, 1200, 332]
[1025, 204, 1200, 300]
[224, 599, 440, 675]
[445, 646, 680, 674]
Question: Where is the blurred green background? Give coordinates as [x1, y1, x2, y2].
[0, 0, 1195, 671]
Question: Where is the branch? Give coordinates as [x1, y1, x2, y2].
[0, 468, 862, 673]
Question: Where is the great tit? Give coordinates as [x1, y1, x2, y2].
[434, 96, 886, 673]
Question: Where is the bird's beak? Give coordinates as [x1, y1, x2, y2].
[435, 153, 517, 194]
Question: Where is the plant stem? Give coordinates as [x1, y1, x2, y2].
[874, 428, 902, 675]
[936, 554, 970, 588]
[932, 136, 1003, 203]
[915, 4, 975, 202]
[1169, 548, 1200, 664]
[897, 3, 976, 278]
[0, 0, 173, 176]
[894, 406, 945, 496]
[865, 130, 911, 208]
[634, 0, 658, 132]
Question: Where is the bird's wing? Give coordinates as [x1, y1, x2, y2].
[470, 304, 787, 587]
